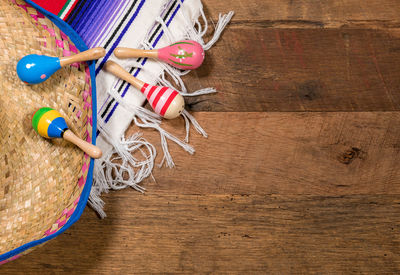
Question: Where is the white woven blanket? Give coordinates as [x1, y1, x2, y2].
[88, 0, 233, 217]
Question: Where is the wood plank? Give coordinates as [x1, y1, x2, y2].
[3, 193, 400, 274]
[203, 0, 400, 25]
[5, 1, 400, 273]
[183, 27, 400, 112]
[126, 112, 400, 195]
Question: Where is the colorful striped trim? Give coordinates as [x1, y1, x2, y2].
[58, 0, 78, 20]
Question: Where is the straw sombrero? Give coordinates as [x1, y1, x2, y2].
[0, 0, 97, 264]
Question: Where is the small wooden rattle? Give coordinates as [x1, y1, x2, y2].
[104, 61, 185, 119]
[17, 47, 106, 84]
[32, 107, 102, 159]
[114, 40, 204, 70]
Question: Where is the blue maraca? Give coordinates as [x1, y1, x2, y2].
[32, 107, 102, 159]
[17, 47, 105, 84]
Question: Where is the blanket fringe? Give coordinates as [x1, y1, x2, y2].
[89, 127, 156, 218]
[90, 3, 233, 217]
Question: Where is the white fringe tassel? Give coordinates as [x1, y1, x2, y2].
[90, 3, 234, 218]
[89, 126, 156, 218]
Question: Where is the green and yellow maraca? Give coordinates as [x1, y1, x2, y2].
[32, 107, 102, 159]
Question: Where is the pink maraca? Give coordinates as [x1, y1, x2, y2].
[114, 40, 205, 70]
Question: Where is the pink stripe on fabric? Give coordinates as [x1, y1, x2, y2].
[85, 67, 91, 83]
[86, 130, 91, 141]
[82, 162, 88, 174]
[0, 255, 20, 265]
[42, 25, 56, 36]
[63, 49, 71, 56]
[69, 44, 78, 54]
[30, 13, 44, 21]
[82, 90, 89, 101]
[55, 39, 64, 48]
[57, 220, 67, 228]
[78, 176, 85, 187]
[84, 101, 91, 110]
[66, 208, 75, 217]
[60, 31, 68, 41]
[74, 197, 81, 205]
[70, 62, 80, 68]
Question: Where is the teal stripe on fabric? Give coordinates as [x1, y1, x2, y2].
[57, 0, 72, 17]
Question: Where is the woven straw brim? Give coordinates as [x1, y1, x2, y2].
[0, 0, 92, 255]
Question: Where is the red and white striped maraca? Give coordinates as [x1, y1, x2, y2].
[104, 61, 185, 119]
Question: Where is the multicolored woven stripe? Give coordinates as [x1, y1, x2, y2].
[31, 0, 142, 49]
[30, 0, 78, 20]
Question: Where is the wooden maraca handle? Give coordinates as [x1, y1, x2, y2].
[59, 47, 106, 67]
[104, 60, 145, 90]
[63, 129, 102, 159]
[114, 48, 158, 59]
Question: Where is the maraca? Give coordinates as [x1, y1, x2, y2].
[104, 61, 185, 119]
[114, 40, 204, 70]
[17, 47, 106, 84]
[32, 107, 102, 159]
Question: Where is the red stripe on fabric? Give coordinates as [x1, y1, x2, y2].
[152, 87, 168, 109]
[141, 83, 148, 94]
[63, 0, 79, 20]
[31, 0, 68, 16]
[146, 85, 158, 99]
[160, 91, 178, 116]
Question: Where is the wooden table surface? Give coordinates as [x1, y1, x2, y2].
[4, 0, 400, 273]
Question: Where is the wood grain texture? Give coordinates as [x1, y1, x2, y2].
[185, 28, 400, 112]
[3, 113, 400, 274]
[3, 193, 400, 274]
[4, 0, 400, 273]
[182, 0, 400, 112]
[205, 0, 400, 25]
[138, 112, 400, 196]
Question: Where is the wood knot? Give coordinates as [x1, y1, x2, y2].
[297, 80, 322, 101]
[338, 147, 366, 165]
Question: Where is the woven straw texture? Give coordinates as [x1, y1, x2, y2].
[0, 0, 93, 257]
